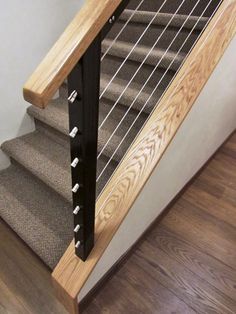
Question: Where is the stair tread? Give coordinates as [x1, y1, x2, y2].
[0, 163, 73, 269]
[127, 0, 220, 17]
[27, 97, 147, 163]
[102, 38, 186, 71]
[100, 73, 164, 113]
[1, 131, 118, 203]
[120, 10, 209, 30]
[108, 9, 204, 54]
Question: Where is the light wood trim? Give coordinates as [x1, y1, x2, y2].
[52, 278, 79, 314]
[23, 0, 122, 108]
[52, 0, 236, 312]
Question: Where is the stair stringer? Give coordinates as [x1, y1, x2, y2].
[52, 1, 236, 313]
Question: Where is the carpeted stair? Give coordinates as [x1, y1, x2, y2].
[0, 0, 221, 269]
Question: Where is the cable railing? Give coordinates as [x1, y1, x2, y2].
[23, 0, 223, 263]
[101, 0, 145, 61]
[96, 0, 222, 184]
[97, 0, 202, 159]
[99, 0, 169, 102]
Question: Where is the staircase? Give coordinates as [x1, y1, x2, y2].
[0, 0, 222, 271]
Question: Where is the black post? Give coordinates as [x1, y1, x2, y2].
[68, 34, 101, 261]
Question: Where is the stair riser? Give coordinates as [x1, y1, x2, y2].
[100, 76, 165, 114]
[0, 161, 73, 269]
[128, 0, 221, 17]
[102, 40, 185, 71]
[120, 10, 208, 31]
[101, 54, 175, 91]
[1, 130, 118, 202]
[107, 20, 200, 55]
[31, 103, 146, 164]
[35, 119, 69, 148]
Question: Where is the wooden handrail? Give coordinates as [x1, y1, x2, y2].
[23, 0, 122, 108]
[52, 0, 236, 313]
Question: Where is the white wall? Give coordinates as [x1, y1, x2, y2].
[78, 36, 236, 301]
[0, 0, 84, 169]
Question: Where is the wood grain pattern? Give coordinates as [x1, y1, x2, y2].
[83, 261, 197, 314]
[184, 185, 236, 228]
[152, 225, 236, 301]
[0, 220, 68, 314]
[134, 241, 236, 314]
[23, 0, 122, 108]
[162, 201, 236, 269]
[1, 134, 235, 314]
[52, 1, 236, 310]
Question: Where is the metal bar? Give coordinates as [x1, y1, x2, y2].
[68, 34, 101, 261]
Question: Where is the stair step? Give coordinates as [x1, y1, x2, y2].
[107, 11, 202, 54]
[27, 97, 147, 163]
[101, 51, 175, 90]
[120, 10, 209, 31]
[102, 39, 186, 71]
[127, 0, 221, 17]
[1, 131, 118, 202]
[100, 73, 164, 114]
[0, 162, 73, 269]
[28, 98, 69, 135]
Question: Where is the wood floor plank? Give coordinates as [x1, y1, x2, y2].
[149, 225, 236, 301]
[193, 154, 236, 202]
[183, 185, 236, 228]
[0, 279, 30, 314]
[177, 198, 236, 244]
[134, 240, 236, 314]
[84, 255, 196, 314]
[0, 220, 67, 314]
[207, 153, 236, 179]
[162, 201, 236, 270]
[220, 133, 236, 158]
[121, 261, 196, 314]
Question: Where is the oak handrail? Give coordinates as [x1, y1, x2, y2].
[52, 0, 236, 313]
[23, 0, 122, 108]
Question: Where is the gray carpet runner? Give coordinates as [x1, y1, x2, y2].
[0, 0, 221, 269]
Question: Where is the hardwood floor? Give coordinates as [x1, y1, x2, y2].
[0, 132, 235, 313]
[83, 132, 236, 314]
[0, 220, 68, 314]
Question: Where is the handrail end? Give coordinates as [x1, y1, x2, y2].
[23, 86, 48, 109]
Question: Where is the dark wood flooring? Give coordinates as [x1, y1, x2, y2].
[0, 133, 235, 314]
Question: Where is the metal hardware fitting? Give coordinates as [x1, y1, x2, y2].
[69, 127, 79, 138]
[74, 225, 81, 233]
[109, 15, 115, 24]
[75, 240, 81, 249]
[71, 157, 80, 168]
[68, 90, 78, 103]
[72, 183, 80, 193]
[73, 206, 81, 215]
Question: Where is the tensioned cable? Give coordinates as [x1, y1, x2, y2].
[99, 0, 169, 101]
[99, 0, 187, 130]
[96, 0, 223, 216]
[101, 0, 145, 61]
[96, 0, 214, 182]
[97, 0, 202, 162]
